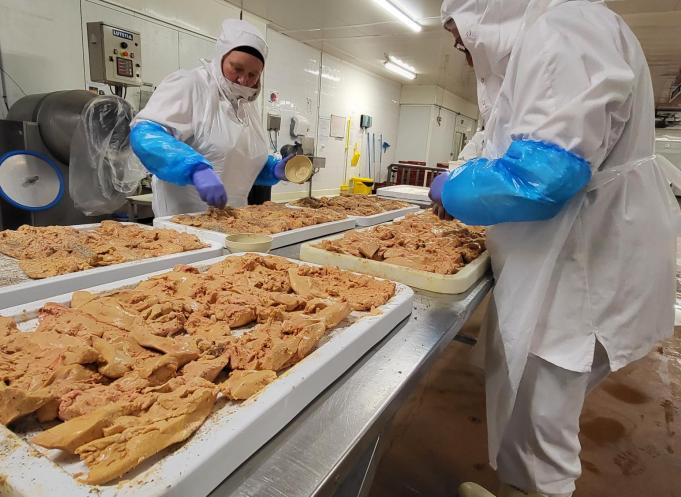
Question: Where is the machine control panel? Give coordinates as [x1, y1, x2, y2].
[87, 22, 142, 87]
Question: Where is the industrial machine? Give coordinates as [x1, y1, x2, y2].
[86, 22, 143, 96]
[0, 23, 144, 229]
[0, 90, 140, 229]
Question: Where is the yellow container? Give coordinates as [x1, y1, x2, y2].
[350, 176, 374, 195]
[339, 184, 351, 196]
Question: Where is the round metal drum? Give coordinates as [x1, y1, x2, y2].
[0, 150, 64, 210]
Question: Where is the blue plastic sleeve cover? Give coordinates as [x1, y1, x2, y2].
[254, 155, 280, 187]
[440, 139, 592, 226]
[130, 120, 211, 186]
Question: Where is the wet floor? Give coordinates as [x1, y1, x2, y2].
[368, 300, 681, 497]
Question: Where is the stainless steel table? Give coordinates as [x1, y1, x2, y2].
[211, 242, 493, 497]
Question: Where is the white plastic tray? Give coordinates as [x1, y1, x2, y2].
[0, 254, 413, 497]
[0, 223, 223, 310]
[153, 213, 356, 248]
[376, 185, 431, 205]
[286, 202, 422, 227]
[300, 230, 490, 294]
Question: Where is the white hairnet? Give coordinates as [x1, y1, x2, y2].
[216, 19, 268, 64]
[440, 0, 572, 123]
[440, 0, 528, 80]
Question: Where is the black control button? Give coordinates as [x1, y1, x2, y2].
[120, 41, 128, 49]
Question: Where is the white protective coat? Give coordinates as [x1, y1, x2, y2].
[442, 0, 680, 472]
[134, 19, 269, 216]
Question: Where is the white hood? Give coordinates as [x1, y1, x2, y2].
[440, 0, 529, 123]
[209, 19, 268, 103]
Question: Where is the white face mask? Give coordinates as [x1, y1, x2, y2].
[222, 77, 259, 102]
[202, 58, 260, 105]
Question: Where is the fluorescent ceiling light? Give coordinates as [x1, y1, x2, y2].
[384, 61, 416, 80]
[373, 0, 422, 32]
[387, 55, 416, 73]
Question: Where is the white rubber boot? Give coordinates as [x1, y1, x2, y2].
[458, 482, 497, 497]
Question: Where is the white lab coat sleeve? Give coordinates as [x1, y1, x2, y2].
[134, 70, 199, 143]
[508, 11, 636, 170]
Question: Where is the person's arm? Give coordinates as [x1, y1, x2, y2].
[435, 141, 591, 225]
[130, 120, 211, 185]
[130, 70, 226, 207]
[254, 154, 294, 186]
[436, 8, 635, 226]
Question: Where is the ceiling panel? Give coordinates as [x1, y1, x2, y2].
[229, 0, 681, 109]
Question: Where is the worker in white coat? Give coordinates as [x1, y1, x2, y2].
[429, 1, 680, 496]
[130, 19, 291, 216]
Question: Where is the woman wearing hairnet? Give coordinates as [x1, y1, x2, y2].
[129, 19, 291, 216]
[430, 1, 680, 497]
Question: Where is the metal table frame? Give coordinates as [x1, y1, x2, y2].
[210, 242, 492, 497]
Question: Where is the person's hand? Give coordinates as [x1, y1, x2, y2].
[274, 154, 295, 181]
[432, 201, 453, 221]
[192, 167, 227, 208]
[428, 172, 448, 203]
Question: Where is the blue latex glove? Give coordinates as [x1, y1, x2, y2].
[440, 139, 591, 226]
[130, 120, 211, 186]
[428, 172, 448, 203]
[192, 167, 227, 208]
[274, 154, 295, 180]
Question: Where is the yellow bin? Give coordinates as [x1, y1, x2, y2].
[350, 176, 374, 195]
[351, 177, 374, 195]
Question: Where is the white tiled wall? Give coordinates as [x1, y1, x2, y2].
[263, 30, 321, 198]
[265, 36, 401, 200]
[315, 53, 401, 190]
[0, 0, 460, 203]
[0, 0, 85, 116]
[396, 85, 478, 166]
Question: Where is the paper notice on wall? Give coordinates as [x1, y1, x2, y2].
[319, 117, 331, 138]
[330, 114, 346, 138]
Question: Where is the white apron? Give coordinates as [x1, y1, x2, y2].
[143, 63, 268, 217]
[482, 154, 679, 465]
[472, 0, 681, 466]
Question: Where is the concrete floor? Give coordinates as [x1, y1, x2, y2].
[368, 301, 681, 497]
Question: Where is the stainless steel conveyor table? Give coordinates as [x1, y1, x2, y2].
[210, 241, 493, 497]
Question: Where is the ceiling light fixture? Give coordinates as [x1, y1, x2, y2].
[373, 0, 422, 32]
[384, 61, 416, 80]
[387, 55, 416, 73]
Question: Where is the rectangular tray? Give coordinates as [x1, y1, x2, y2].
[300, 230, 490, 294]
[286, 203, 422, 227]
[0, 223, 223, 310]
[376, 185, 431, 205]
[153, 214, 356, 248]
[0, 254, 413, 497]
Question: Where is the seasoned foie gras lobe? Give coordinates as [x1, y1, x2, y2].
[77, 295, 150, 333]
[314, 302, 352, 329]
[32, 404, 127, 453]
[0, 316, 18, 337]
[358, 241, 380, 259]
[70, 290, 98, 308]
[136, 354, 181, 384]
[58, 375, 151, 421]
[36, 364, 108, 423]
[294, 321, 327, 360]
[287, 268, 315, 297]
[130, 329, 200, 360]
[92, 336, 135, 378]
[181, 354, 230, 382]
[220, 370, 277, 400]
[75, 379, 217, 485]
[0, 385, 53, 425]
[19, 255, 92, 279]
